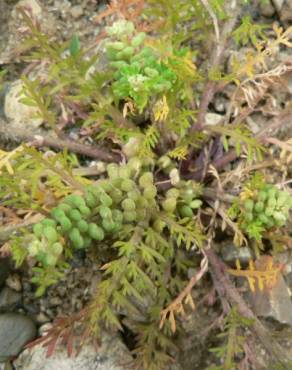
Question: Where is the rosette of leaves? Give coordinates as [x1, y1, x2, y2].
[104, 20, 177, 112]
[229, 184, 292, 240]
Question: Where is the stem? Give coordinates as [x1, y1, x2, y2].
[0, 119, 121, 163]
[190, 2, 240, 133]
[185, 109, 292, 181]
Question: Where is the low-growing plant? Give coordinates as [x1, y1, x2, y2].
[229, 176, 292, 241]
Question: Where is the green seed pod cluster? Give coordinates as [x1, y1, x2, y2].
[105, 21, 146, 64]
[27, 218, 63, 267]
[104, 20, 177, 111]
[28, 157, 159, 264]
[28, 158, 204, 268]
[241, 184, 292, 229]
[162, 180, 203, 218]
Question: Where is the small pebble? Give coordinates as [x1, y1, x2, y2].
[6, 274, 22, 292]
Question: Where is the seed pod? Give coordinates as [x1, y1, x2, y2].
[158, 155, 172, 169]
[244, 199, 254, 212]
[267, 197, 277, 208]
[121, 179, 136, 192]
[80, 206, 91, 217]
[277, 193, 289, 207]
[258, 190, 268, 202]
[100, 193, 113, 207]
[166, 188, 180, 199]
[86, 185, 102, 198]
[123, 211, 137, 222]
[131, 32, 146, 47]
[102, 219, 117, 232]
[44, 254, 58, 267]
[83, 236, 92, 249]
[258, 213, 269, 224]
[112, 178, 122, 188]
[42, 218, 57, 230]
[58, 203, 71, 213]
[43, 226, 59, 243]
[273, 211, 286, 222]
[136, 209, 147, 221]
[110, 188, 123, 203]
[51, 208, 66, 221]
[88, 223, 104, 241]
[143, 185, 157, 200]
[69, 228, 84, 249]
[98, 180, 113, 192]
[112, 223, 122, 232]
[181, 188, 194, 203]
[190, 200, 202, 209]
[127, 157, 142, 173]
[128, 190, 141, 202]
[122, 198, 136, 211]
[112, 210, 123, 223]
[117, 47, 134, 59]
[245, 213, 253, 222]
[254, 201, 264, 213]
[139, 172, 154, 188]
[267, 187, 277, 199]
[77, 220, 89, 233]
[67, 194, 86, 208]
[51, 242, 63, 255]
[107, 163, 119, 179]
[153, 219, 166, 232]
[107, 41, 125, 50]
[265, 207, 274, 217]
[99, 206, 112, 219]
[68, 209, 82, 222]
[136, 196, 148, 208]
[132, 47, 153, 62]
[179, 205, 193, 218]
[119, 165, 131, 179]
[33, 223, 43, 238]
[59, 217, 72, 232]
[162, 198, 177, 212]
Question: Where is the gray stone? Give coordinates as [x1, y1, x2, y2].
[220, 241, 253, 266]
[259, 1, 275, 17]
[0, 313, 36, 362]
[205, 113, 222, 126]
[0, 287, 21, 312]
[70, 5, 83, 19]
[15, 0, 42, 19]
[248, 274, 292, 325]
[14, 333, 133, 370]
[6, 274, 22, 292]
[4, 80, 44, 128]
[0, 258, 10, 288]
[280, 0, 292, 21]
[272, 0, 285, 12]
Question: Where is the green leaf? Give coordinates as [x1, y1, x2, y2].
[69, 34, 80, 57]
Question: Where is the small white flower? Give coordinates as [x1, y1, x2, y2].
[128, 75, 149, 92]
